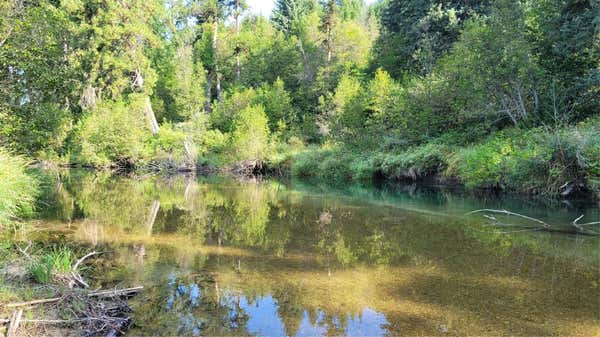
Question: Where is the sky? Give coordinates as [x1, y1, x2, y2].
[247, 0, 275, 16]
[247, 0, 378, 16]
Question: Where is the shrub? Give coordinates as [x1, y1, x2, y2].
[148, 123, 188, 161]
[229, 105, 271, 162]
[318, 154, 353, 182]
[380, 143, 450, 180]
[75, 100, 150, 166]
[291, 147, 375, 183]
[0, 149, 38, 226]
[291, 147, 325, 178]
[451, 137, 508, 188]
[349, 155, 377, 182]
[0, 103, 72, 157]
[450, 122, 600, 196]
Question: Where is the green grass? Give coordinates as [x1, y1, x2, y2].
[0, 149, 39, 226]
[27, 247, 75, 284]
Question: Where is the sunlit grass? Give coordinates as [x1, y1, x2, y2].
[0, 149, 38, 226]
[27, 247, 75, 284]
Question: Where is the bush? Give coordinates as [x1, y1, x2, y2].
[380, 143, 450, 180]
[291, 147, 325, 178]
[264, 136, 306, 173]
[291, 147, 376, 183]
[229, 105, 271, 162]
[450, 122, 600, 196]
[75, 100, 150, 166]
[0, 103, 72, 157]
[148, 123, 188, 161]
[0, 149, 38, 226]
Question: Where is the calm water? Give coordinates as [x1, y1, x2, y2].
[35, 170, 600, 336]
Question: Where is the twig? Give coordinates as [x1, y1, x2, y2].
[87, 287, 144, 298]
[72, 251, 103, 272]
[3, 296, 65, 308]
[14, 242, 32, 260]
[71, 271, 90, 288]
[2, 287, 143, 308]
[467, 209, 551, 228]
[573, 215, 600, 227]
[6, 309, 22, 337]
[71, 251, 104, 289]
[0, 318, 128, 324]
[468, 209, 600, 235]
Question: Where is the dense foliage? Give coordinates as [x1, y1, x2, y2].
[0, 0, 598, 197]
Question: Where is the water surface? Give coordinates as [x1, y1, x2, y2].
[36, 171, 600, 336]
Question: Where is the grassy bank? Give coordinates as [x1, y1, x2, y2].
[0, 149, 39, 226]
[287, 119, 600, 198]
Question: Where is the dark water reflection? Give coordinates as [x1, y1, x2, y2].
[35, 171, 600, 336]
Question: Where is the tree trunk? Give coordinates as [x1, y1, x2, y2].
[212, 19, 222, 102]
[144, 96, 160, 136]
[235, 0, 241, 82]
[297, 39, 312, 83]
[205, 72, 213, 113]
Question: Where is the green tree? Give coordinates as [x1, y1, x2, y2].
[0, 2, 80, 156]
[374, 0, 490, 77]
[438, 0, 542, 126]
[230, 105, 271, 161]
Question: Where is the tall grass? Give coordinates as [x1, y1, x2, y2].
[0, 149, 38, 226]
[27, 247, 75, 284]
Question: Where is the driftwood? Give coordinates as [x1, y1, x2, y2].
[6, 309, 22, 337]
[71, 251, 105, 288]
[467, 209, 600, 236]
[3, 287, 144, 308]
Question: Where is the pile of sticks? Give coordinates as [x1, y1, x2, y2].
[467, 209, 600, 236]
[1, 287, 143, 337]
[2, 249, 144, 337]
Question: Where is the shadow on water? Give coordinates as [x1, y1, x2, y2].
[32, 170, 600, 336]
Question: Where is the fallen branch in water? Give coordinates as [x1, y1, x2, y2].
[467, 209, 599, 236]
[71, 251, 105, 288]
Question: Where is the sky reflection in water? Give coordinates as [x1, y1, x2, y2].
[35, 171, 600, 336]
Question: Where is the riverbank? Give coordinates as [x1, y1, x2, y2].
[29, 119, 600, 201]
[286, 121, 600, 200]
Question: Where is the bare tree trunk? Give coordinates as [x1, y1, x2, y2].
[297, 39, 312, 82]
[500, 96, 518, 126]
[144, 96, 160, 136]
[235, 0, 241, 82]
[205, 72, 212, 113]
[212, 19, 222, 102]
[514, 79, 527, 120]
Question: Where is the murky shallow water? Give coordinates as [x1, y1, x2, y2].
[35, 171, 600, 336]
